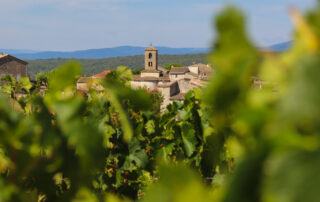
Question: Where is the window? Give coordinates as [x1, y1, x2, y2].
[149, 62, 152, 67]
[149, 53, 152, 59]
[17, 74, 21, 81]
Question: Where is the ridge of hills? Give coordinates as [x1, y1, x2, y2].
[1, 41, 292, 60]
[1, 46, 209, 60]
[2, 41, 291, 79]
[269, 41, 291, 51]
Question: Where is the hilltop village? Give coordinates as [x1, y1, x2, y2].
[130, 45, 213, 109]
[76, 45, 214, 110]
[0, 45, 214, 110]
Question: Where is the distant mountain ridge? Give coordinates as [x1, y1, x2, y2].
[269, 41, 292, 51]
[1, 42, 292, 60]
[1, 46, 209, 60]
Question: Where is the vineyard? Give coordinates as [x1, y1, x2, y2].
[1, 4, 320, 202]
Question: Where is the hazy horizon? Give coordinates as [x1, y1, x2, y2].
[0, 0, 315, 51]
[0, 45, 209, 52]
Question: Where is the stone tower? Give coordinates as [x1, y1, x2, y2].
[144, 44, 158, 70]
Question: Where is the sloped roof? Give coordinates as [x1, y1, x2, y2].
[186, 72, 198, 77]
[159, 74, 170, 81]
[0, 53, 28, 65]
[92, 70, 110, 78]
[190, 79, 207, 87]
[189, 63, 213, 74]
[158, 66, 169, 74]
[133, 74, 170, 82]
[170, 67, 189, 74]
[145, 45, 158, 51]
[170, 93, 186, 101]
[133, 75, 159, 81]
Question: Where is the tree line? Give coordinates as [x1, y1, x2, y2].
[27, 54, 207, 79]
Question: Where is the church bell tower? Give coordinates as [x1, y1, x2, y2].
[144, 44, 158, 70]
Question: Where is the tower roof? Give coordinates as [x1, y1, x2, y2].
[145, 44, 158, 51]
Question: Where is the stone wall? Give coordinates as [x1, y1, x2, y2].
[185, 73, 198, 79]
[141, 72, 160, 78]
[0, 59, 27, 81]
[158, 81, 180, 111]
[131, 80, 158, 90]
[169, 73, 185, 81]
[188, 66, 199, 74]
[76, 83, 89, 92]
[130, 81, 141, 89]
[158, 86, 171, 110]
[178, 79, 195, 93]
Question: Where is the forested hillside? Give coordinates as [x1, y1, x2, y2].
[27, 53, 207, 79]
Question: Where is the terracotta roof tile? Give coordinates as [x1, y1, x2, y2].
[92, 70, 110, 78]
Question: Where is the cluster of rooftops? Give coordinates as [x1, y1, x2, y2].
[130, 45, 214, 108]
[76, 45, 214, 109]
[132, 64, 212, 81]
[0, 45, 214, 110]
[0, 45, 269, 110]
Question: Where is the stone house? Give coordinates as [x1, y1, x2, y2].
[187, 63, 213, 80]
[76, 70, 110, 92]
[0, 53, 28, 81]
[77, 77, 92, 92]
[169, 67, 189, 81]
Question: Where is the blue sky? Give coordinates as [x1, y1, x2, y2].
[0, 0, 316, 51]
